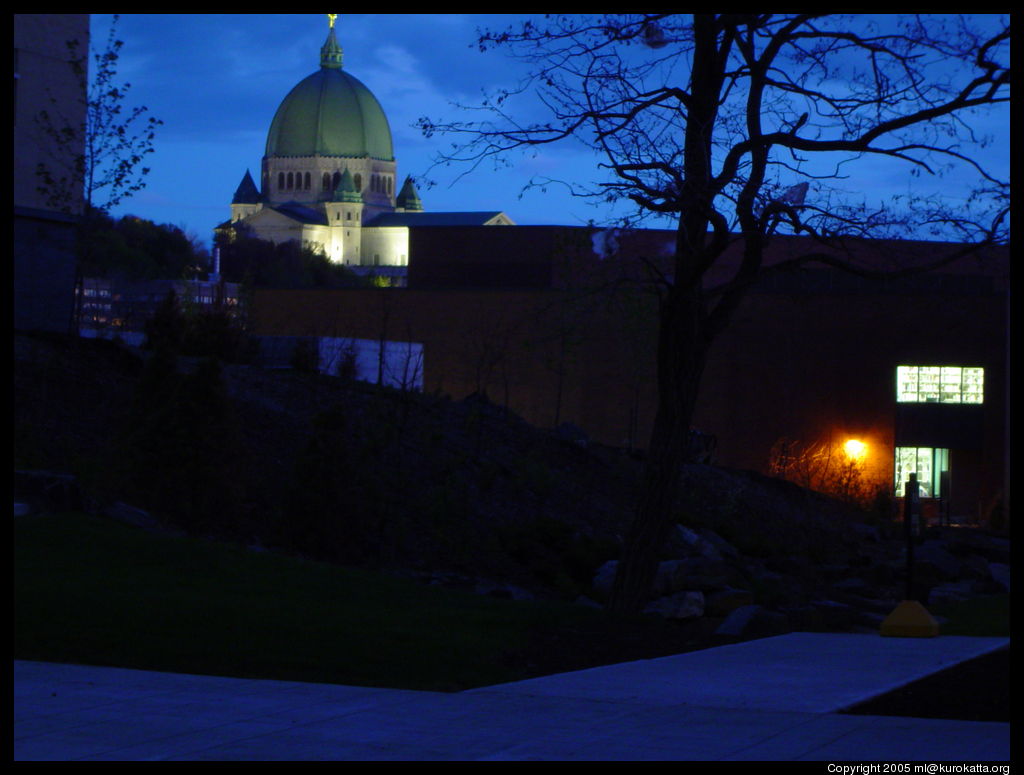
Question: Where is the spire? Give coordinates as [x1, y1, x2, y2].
[232, 169, 262, 204]
[320, 14, 343, 69]
[396, 176, 423, 212]
[331, 168, 363, 203]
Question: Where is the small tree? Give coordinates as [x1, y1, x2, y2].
[36, 15, 162, 215]
[769, 436, 880, 508]
[420, 14, 1010, 613]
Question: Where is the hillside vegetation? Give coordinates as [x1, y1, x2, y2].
[15, 331, 877, 600]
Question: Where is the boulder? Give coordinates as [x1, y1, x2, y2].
[705, 587, 755, 617]
[14, 469, 83, 514]
[666, 556, 736, 592]
[835, 591, 900, 615]
[847, 521, 882, 542]
[832, 576, 874, 595]
[664, 524, 722, 561]
[988, 562, 1010, 592]
[782, 599, 876, 631]
[928, 580, 974, 607]
[476, 581, 535, 601]
[715, 604, 788, 638]
[959, 553, 993, 581]
[653, 559, 685, 596]
[913, 540, 962, 580]
[767, 554, 813, 577]
[862, 562, 898, 587]
[644, 590, 705, 620]
[696, 527, 740, 559]
[947, 531, 1011, 564]
[104, 501, 162, 530]
[592, 558, 733, 598]
[592, 559, 619, 596]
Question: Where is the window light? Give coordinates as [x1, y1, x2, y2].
[896, 366, 984, 404]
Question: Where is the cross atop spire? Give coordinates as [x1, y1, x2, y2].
[320, 14, 343, 69]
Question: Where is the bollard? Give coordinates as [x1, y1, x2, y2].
[880, 473, 938, 637]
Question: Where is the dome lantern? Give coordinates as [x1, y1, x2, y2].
[320, 15, 343, 69]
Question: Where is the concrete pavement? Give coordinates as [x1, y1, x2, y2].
[13, 633, 1011, 761]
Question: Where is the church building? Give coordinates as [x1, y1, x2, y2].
[220, 16, 514, 278]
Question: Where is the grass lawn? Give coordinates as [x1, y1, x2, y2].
[15, 512, 705, 692]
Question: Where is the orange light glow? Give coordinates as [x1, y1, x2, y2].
[844, 439, 867, 460]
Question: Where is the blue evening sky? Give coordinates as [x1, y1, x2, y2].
[88, 14, 1009, 249]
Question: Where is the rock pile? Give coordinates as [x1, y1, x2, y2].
[591, 521, 1010, 638]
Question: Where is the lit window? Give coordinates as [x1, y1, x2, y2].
[896, 365, 984, 404]
[894, 447, 949, 498]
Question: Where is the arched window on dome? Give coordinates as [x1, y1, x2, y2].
[322, 173, 331, 191]
[387, 177, 392, 195]
[332, 171, 341, 191]
[287, 172, 294, 190]
[304, 172, 311, 190]
[278, 172, 285, 191]
[354, 173, 362, 191]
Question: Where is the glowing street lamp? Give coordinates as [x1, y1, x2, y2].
[843, 439, 867, 460]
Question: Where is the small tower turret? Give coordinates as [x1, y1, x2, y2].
[395, 175, 424, 213]
[230, 169, 263, 222]
[324, 168, 364, 264]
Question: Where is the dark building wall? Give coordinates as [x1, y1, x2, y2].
[693, 280, 1006, 518]
[14, 14, 89, 334]
[253, 286, 659, 442]
[14, 209, 79, 334]
[253, 252, 1007, 521]
[407, 225, 677, 291]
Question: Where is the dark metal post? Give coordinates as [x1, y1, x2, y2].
[939, 470, 951, 527]
[904, 473, 920, 600]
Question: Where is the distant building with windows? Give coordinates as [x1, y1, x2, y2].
[77, 277, 242, 348]
[217, 17, 513, 280]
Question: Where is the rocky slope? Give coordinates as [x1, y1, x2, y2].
[14, 332, 1009, 635]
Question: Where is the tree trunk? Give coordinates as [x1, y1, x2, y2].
[607, 15, 722, 616]
[608, 282, 707, 615]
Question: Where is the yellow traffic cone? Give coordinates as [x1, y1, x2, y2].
[880, 599, 939, 637]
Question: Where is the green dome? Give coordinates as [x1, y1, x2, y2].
[265, 66, 394, 161]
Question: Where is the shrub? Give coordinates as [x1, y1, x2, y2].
[115, 352, 243, 536]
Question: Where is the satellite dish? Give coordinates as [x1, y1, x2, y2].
[642, 21, 668, 49]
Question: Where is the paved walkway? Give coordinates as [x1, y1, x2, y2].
[14, 633, 1010, 761]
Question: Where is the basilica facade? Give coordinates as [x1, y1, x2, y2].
[220, 17, 513, 273]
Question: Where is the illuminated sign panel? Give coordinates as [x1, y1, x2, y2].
[896, 366, 984, 404]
